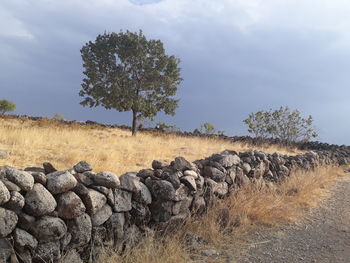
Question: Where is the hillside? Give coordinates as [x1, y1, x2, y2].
[0, 116, 302, 174]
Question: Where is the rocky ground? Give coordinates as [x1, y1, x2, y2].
[232, 176, 350, 263]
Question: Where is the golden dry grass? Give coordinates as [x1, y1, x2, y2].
[99, 166, 348, 263]
[0, 117, 301, 174]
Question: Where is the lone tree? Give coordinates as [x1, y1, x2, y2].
[243, 106, 318, 143]
[0, 100, 16, 114]
[79, 30, 182, 136]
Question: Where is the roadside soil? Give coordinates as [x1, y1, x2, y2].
[234, 176, 350, 263]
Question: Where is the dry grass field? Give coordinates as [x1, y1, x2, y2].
[0, 117, 302, 174]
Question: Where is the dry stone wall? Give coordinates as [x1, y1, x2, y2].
[1, 146, 350, 262]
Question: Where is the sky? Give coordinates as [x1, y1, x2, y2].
[1, 0, 350, 145]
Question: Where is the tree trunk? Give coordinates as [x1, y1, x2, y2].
[131, 110, 137, 136]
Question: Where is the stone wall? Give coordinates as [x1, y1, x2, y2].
[1, 144, 350, 263]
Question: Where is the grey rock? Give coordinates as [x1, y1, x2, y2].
[67, 213, 92, 248]
[191, 195, 206, 214]
[57, 191, 86, 219]
[89, 185, 110, 196]
[119, 173, 152, 204]
[203, 166, 226, 182]
[105, 213, 125, 247]
[29, 172, 47, 185]
[235, 167, 250, 186]
[14, 228, 38, 250]
[152, 160, 168, 169]
[173, 196, 193, 215]
[5, 167, 34, 191]
[0, 180, 10, 205]
[24, 183, 57, 216]
[201, 249, 219, 256]
[34, 241, 61, 262]
[17, 212, 35, 231]
[92, 171, 120, 188]
[174, 184, 190, 201]
[130, 201, 151, 226]
[60, 249, 83, 263]
[0, 238, 12, 262]
[73, 161, 92, 173]
[172, 157, 194, 171]
[46, 170, 77, 194]
[136, 169, 154, 179]
[31, 216, 67, 242]
[180, 176, 197, 192]
[91, 204, 112, 226]
[216, 154, 240, 167]
[163, 172, 181, 189]
[147, 179, 176, 200]
[60, 232, 72, 251]
[43, 162, 57, 174]
[1, 179, 21, 191]
[113, 188, 132, 212]
[80, 188, 107, 214]
[242, 162, 252, 174]
[149, 200, 173, 222]
[0, 207, 18, 237]
[183, 170, 198, 178]
[24, 167, 45, 173]
[74, 172, 94, 186]
[225, 167, 236, 185]
[4, 191, 25, 212]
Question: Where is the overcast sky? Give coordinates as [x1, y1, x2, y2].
[1, 0, 350, 144]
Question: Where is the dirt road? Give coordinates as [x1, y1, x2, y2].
[237, 176, 350, 263]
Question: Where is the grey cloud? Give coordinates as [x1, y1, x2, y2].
[1, 0, 350, 144]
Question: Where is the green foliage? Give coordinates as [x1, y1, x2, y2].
[0, 100, 16, 114]
[155, 122, 180, 132]
[79, 30, 182, 136]
[200, 123, 216, 135]
[243, 106, 318, 143]
[53, 113, 64, 121]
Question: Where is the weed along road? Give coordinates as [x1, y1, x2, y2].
[237, 176, 350, 263]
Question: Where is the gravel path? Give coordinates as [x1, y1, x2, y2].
[237, 176, 350, 263]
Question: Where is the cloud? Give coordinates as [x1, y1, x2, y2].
[1, 0, 350, 144]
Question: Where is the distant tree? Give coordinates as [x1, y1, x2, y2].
[0, 100, 16, 114]
[200, 123, 216, 135]
[243, 106, 318, 143]
[53, 113, 64, 121]
[79, 30, 182, 136]
[155, 122, 180, 132]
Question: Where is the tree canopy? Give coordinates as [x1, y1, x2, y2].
[243, 106, 318, 143]
[0, 99, 16, 114]
[79, 30, 182, 135]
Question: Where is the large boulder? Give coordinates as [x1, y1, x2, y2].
[202, 166, 226, 182]
[91, 204, 112, 226]
[73, 161, 92, 173]
[67, 213, 92, 248]
[1, 179, 21, 191]
[0, 207, 18, 237]
[113, 189, 132, 212]
[80, 189, 107, 214]
[46, 170, 77, 194]
[31, 216, 67, 242]
[57, 191, 86, 219]
[24, 183, 57, 216]
[146, 179, 176, 200]
[92, 171, 120, 188]
[172, 157, 194, 171]
[119, 173, 152, 204]
[105, 213, 125, 246]
[3, 191, 25, 212]
[0, 180, 10, 205]
[4, 167, 34, 191]
[13, 228, 38, 250]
